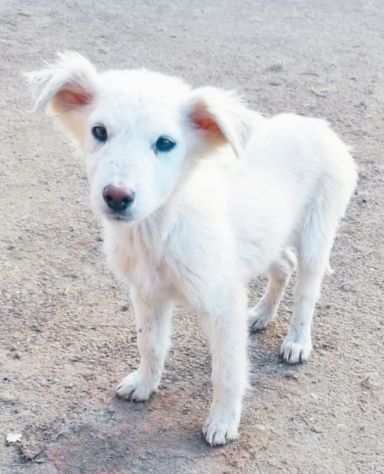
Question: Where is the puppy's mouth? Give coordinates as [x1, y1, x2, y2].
[103, 210, 135, 223]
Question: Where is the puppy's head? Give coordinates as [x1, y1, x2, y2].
[27, 52, 253, 223]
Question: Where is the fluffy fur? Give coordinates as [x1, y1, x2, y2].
[27, 52, 357, 446]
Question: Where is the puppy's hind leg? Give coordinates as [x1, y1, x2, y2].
[280, 258, 328, 364]
[116, 288, 173, 401]
[280, 193, 340, 364]
[249, 248, 296, 333]
[281, 135, 357, 364]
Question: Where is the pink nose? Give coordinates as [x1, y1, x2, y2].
[102, 185, 135, 212]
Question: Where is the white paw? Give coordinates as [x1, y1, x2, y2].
[248, 305, 274, 333]
[115, 370, 156, 401]
[203, 411, 240, 446]
[280, 336, 312, 364]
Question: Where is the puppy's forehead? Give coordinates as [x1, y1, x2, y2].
[98, 69, 191, 105]
[90, 70, 192, 134]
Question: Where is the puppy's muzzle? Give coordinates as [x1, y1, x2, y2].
[102, 185, 135, 213]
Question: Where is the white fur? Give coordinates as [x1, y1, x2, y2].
[27, 52, 358, 446]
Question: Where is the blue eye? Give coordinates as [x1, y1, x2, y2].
[154, 136, 176, 153]
[92, 125, 108, 143]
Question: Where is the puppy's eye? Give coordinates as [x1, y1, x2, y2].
[92, 125, 108, 143]
[154, 136, 176, 153]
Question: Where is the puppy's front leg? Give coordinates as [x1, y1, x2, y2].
[203, 288, 248, 446]
[116, 288, 173, 401]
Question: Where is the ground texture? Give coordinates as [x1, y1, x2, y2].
[0, 1, 383, 473]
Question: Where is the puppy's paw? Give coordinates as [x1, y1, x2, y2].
[280, 336, 312, 364]
[115, 370, 156, 402]
[248, 305, 274, 333]
[203, 412, 240, 446]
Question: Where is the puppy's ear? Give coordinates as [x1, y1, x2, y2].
[187, 87, 255, 157]
[25, 52, 98, 144]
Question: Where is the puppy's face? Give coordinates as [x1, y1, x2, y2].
[28, 52, 252, 223]
[82, 72, 193, 223]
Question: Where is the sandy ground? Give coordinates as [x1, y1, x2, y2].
[1, 1, 383, 473]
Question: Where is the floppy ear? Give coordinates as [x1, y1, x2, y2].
[187, 87, 255, 157]
[25, 51, 98, 144]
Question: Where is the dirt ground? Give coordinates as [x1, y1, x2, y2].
[0, 1, 383, 473]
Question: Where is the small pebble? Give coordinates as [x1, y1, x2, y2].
[0, 391, 16, 403]
[254, 424, 267, 432]
[284, 372, 299, 381]
[5, 433, 22, 446]
[361, 373, 382, 390]
[266, 63, 284, 73]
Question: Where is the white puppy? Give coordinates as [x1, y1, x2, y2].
[27, 52, 357, 446]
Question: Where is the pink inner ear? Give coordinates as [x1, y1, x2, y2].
[191, 106, 223, 139]
[55, 86, 92, 110]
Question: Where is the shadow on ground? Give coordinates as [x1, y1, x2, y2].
[21, 395, 249, 474]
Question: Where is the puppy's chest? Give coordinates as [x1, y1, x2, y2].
[105, 228, 172, 297]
